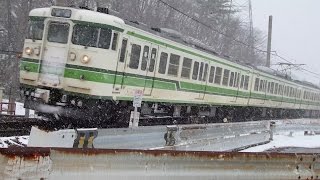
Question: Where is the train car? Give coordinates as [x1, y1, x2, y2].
[20, 6, 320, 127]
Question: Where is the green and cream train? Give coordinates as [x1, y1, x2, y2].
[20, 6, 320, 126]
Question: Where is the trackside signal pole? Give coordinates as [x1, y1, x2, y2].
[266, 15, 273, 67]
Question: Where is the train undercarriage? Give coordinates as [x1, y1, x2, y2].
[21, 87, 320, 128]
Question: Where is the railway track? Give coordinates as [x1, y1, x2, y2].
[0, 111, 308, 137]
[0, 115, 65, 137]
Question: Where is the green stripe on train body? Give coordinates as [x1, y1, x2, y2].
[20, 58, 320, 107]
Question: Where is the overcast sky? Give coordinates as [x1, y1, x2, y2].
[249, 0, 320, 83]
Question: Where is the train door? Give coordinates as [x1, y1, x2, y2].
[38, 20, 71, 88]
[231, 71, 241, 103]
[198, 62, 209, 100]
[124, 40, 155, 95]
[113, 37, 129, 93]
[143, 45, 159, 96]
[260, 80, 267, 105]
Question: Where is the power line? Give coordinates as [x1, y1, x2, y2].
[158, 0, 320, 78]
[272, 51, 320, 78]
[157, 0, 267, 53]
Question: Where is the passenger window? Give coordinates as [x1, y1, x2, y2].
[279, 85, 282, 95]
[111, 32, 118, 50]
[209, 66, 215, 83]
[192, 61, 199, 80]
[168, 54, 180, 76]
[141, 46, 150, 71]
[229, 72, 235, 87]
[275, 83, 279, 95]
[158, 52, 168, 74]
[181, 57, 192, 79]
[244, 75, 249, 90]
[270, 82, 274, 94]
[149, 48, 157, 72]
[259, 79, 263, 92]
[234, 72, 239, 87]
[240, 75, 245, 89]
[203, 64, 208, 82]
[222, 69, 230, 86]
[254, 78, 260, 91]
[119, 39, 128, 62]
[198, 62, 204, 81]
[98, 28, 113, 49]
[214, 67, 223, 85]
[129, 44, 141, 69]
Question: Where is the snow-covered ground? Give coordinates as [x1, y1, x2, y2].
[1, 100, 320, 152]
[1, 99, 35, 116]
[0, 136, 29, 148]
[0, 100, 33, 148]
[242, 131, 320, 152]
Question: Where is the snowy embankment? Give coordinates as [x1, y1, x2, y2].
[242, 118, 320, 152]
[242, 132, 320, 152]
[0, 100, 33, 147]
[1, 100, 320, 152]
[0, 136, 29, 148]
[1, 99, 35, 116]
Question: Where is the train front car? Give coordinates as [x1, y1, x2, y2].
[20, 7, 125, 126]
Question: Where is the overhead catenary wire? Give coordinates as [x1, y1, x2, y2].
[272, 51, 320, 78]
[157, 0, 320, 79]
[157, 0, 267, 53]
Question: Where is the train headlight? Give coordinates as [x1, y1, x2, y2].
[34, 47, 40, 56]
[25, 47, 33, 55]
[81, 55, 90, 64]
[69, 52, 76, 61]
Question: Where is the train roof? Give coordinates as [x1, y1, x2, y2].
[29, 6, 125, 28]
[124, 18, 320, 91]
[29, 6, 320, 91]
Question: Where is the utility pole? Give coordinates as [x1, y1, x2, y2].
[220, 0, 233, 56]
[6, 0, 11, 52]
[266, 15, 273, 67]
[248, 0, 254, 63]
[6, 0, 15, 115]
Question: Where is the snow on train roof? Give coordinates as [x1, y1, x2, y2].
[29, 6, 125, 27]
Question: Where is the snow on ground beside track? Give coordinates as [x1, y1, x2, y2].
[1, 99, 35, 116]
[242, 131, 320, 152]
[0, 136, 29, 148]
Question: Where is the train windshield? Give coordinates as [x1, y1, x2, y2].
[72, 25, 112, 49]
[72, 25, 98, 47]
[27, 20, 44, 40]
[47, 22, 69, 44]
